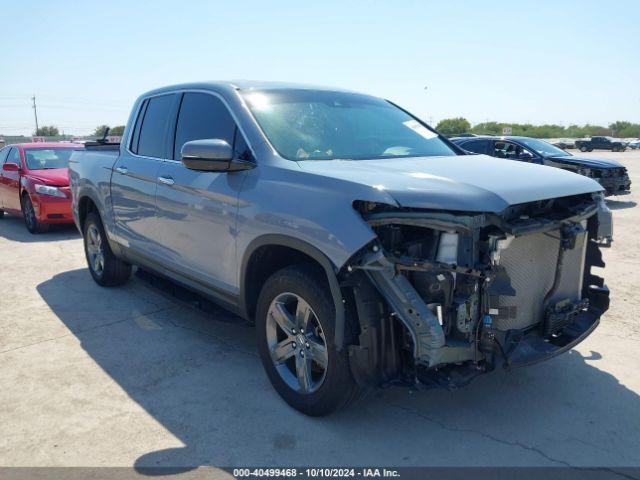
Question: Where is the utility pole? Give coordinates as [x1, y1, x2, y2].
[32, 95, 39, 134]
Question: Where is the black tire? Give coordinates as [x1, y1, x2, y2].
[83, 211, 132, 287]
[579, 146, 588, 152]
[0, 209, 4, 219]
[256, 264, 362, 416]
[21, 193, 49, 234]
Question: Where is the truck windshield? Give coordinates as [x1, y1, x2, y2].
[518, 138, 570, 157]
[24, 148, 75, 170]
[243, 89, 456, 161]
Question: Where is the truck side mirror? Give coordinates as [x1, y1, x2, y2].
[181, 139, 254, 172]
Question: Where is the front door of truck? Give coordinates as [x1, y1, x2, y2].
[110, 93, 175, 258]
[154, 92, 249, 294]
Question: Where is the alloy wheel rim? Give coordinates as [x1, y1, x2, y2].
[86, 224, 105, 277]
[266, 292, 328, 394]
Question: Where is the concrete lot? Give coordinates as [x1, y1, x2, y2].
[1, 151, 639, 469]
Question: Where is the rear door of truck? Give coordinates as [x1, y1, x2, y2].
[110, 93, 176, 258]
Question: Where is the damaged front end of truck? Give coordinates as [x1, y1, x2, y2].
[341, 193, 612, 390]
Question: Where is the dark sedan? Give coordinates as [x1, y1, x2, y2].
[452, 135, 631, 196]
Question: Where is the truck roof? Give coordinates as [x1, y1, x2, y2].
[140, 80, 360, 98]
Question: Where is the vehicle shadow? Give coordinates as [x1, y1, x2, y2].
[0, 215, 79, 242]
[36, 269, 640, 469]
[606, 199, 637, 210]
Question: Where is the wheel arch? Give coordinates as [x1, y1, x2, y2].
[240, 234, 347, 348]
[77, 194, 100, 232]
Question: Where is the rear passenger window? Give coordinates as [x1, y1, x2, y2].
[173, 93, 237, 160]
[129, 99, 148, 154]
[137, 94, 174, 158]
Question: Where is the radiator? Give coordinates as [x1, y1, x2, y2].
[493, 227, 588, 331]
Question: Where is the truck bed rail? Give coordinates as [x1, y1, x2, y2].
[82, 140, 120, 151]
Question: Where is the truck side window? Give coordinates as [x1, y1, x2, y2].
[137, 94, 175, 158]
[173, 93, 237, 160]
[129, 99, 148, 154]
[233, 128, 252, 161]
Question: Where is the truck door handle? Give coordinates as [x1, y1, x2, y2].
[115, 166, 128, 175]
[158, 176, 175, 186]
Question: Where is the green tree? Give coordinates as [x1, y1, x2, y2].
[471, 122, 502, 135]
[35, 125, 59, 136]
[609, 121, 640, 138]
[435, 117, 471, 135]
[93, 125, 110, 138]
[110, 125, 125, 136]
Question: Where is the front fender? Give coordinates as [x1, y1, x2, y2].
[235, 164, 396, 275]
[239, 234, 349, 347]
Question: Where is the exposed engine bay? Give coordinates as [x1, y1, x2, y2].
[342, 193, 612, 390]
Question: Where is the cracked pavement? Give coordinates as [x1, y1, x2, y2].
[0, 151, 639, 468]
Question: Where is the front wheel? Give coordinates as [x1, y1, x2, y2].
[83, 212, 132, 287]
[21, 193, 49, 234]
[256, 265, 362, 416]
[579, 146, 588, 152]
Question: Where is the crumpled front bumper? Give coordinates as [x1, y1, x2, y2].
[597, 174, 631, 196]
[506, 285, 608, 368]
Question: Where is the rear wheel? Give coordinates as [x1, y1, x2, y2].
[21, 193, 49, 234]
[83, 212, 132, 286]
[256, 264, 362, 416]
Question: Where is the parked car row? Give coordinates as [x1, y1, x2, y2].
[451, 136, 632, 196]
[0, 82, 618, 416]
[453, 136, 638, 151]
[627, 139, 640, 150]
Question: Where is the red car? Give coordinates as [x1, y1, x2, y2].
[0, 142, 82, 233]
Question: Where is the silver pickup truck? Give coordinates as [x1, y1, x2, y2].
[69, 81, 613, 415]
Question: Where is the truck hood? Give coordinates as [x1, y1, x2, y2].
[27, 168, 69, 186]
[547, 155, 623, 169]
[299, 155, 602, 213]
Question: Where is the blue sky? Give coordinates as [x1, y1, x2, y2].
[1, 0, 638, 135]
